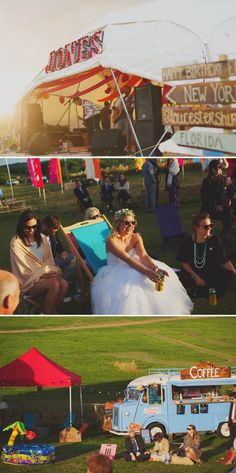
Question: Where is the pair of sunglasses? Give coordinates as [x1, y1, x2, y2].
[200, 224, 213, 230]
[123, 220, 136, 226]
[24, 224, 37, 230]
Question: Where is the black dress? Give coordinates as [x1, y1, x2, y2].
[200, 176, 233, 236]
[176, 235, 234, 297]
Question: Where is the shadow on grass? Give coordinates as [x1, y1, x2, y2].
[55, 442, 100, 462]
[201, 435, 229, 462]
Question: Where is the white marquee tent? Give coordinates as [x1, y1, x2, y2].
[26, 0, 236, 95]
[3, 0, 236, 155]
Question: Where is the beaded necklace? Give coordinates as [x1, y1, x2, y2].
[193, 242, 207, 269]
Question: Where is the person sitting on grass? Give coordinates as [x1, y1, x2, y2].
[116, 173, 131, 208]
[149, 431, 170, 463]
[101, 175, 115, 211]
[73, 180, 93, 209]
[87, 453, 113, 473]
[10, 209, 69, 314]
[42, 214, 77, 281]
[182, 425, 202, 464]
[124, 429, 150, 462]
[218, 447, 236, 464]
[84, 207, 101, 220]
[176, 212, 236, 299]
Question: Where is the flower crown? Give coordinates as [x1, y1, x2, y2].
[113, 208, 134, 222]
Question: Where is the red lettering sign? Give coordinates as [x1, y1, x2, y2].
[45, 30, 104, 73]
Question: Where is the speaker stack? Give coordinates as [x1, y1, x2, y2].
[134, 84, 164, 156]
[90, 129, 126, 156]
[21, 104, 46, 153]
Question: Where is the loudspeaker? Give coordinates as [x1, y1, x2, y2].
[27, 131, 50, 155]
[135, 84, 163, 122]
[21, 104, 44, 152]
[91, 129, 126, 156]
[135, 120, 164, 156]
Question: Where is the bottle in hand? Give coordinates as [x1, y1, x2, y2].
[209, 288, 217, 305]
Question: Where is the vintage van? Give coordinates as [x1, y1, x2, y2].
[111, 363, 236, 438]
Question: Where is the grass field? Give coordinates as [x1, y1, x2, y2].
[1, 160, 236, 314]
[0, 316, 236, 472]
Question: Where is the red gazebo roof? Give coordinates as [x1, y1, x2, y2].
[0, 347, 81, 387]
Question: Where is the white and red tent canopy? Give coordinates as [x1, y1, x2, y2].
[12, 0, 236, 154]
[24, 0, 236, 104]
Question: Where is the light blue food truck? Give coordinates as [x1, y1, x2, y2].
[111, 364, 236, 438]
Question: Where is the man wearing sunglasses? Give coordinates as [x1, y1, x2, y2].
[176, 212, 236, 299]
[200, 159, 233, 239]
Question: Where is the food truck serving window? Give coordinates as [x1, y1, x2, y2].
[172, 384, 223, 401]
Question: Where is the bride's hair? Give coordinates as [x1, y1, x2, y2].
[111, 208, 136, 236]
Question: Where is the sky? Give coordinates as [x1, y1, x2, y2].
[0, 0, 151, 119]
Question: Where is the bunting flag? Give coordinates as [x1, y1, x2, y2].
[48, 158, 63, 184]
[177, 158, 185, 167]
[27, 158, 44, 188]
[85, 158, 101, 180]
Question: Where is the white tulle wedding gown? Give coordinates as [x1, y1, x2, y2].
[91, 249, 193, 315]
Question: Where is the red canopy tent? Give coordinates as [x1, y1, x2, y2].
[0, 347, 82, 427]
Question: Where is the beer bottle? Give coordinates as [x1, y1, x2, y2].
[209, 288, 217, 305]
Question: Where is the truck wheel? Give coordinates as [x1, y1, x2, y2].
[147, 423, 166, 440]
[217, 422, 230, 438]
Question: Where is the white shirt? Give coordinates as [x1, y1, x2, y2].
[82, 100, 100, 120]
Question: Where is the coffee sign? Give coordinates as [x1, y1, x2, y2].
[162, 59, 236, 82]
[181, 363, 231, 380]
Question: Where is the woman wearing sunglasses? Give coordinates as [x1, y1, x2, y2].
[176, 212, 236, 298]
[91, 209, 193, 315]
[84, 207, 101, 220]
[182, 425, 202, 464]
[10, 209, 69, 314]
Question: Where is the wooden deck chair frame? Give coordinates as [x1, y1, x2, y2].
[60, 215, 111, 290]
[16, 293, 44, 315]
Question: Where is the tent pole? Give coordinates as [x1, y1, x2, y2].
[149, 126, 172, 157]
[110, 69, 143, 156]
[56, 102, 71, 126]
[80, 385, 84, 424]
[5, 159, 14, 199]
[67, 100, 71, 154]
[64, 158, 69, 183]
[42, 187, 47, 205]
[69, 386, 72, 427]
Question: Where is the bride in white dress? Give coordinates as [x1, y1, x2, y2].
[91, 209, 193, 315]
